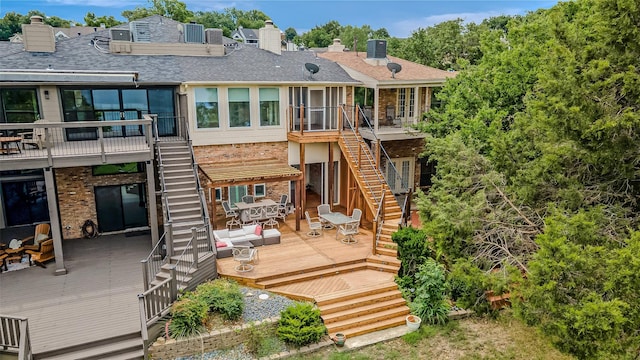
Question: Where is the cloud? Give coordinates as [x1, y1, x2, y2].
[390, 9, 525, 37]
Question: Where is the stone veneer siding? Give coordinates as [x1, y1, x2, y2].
[56, 166, 147, 239]
[382, 138, 425, 190]
[194, 142, 290, 219]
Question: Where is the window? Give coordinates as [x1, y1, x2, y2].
[259, 88, 279, 126]
[228, 185, 247, 206]
[397, 88, 415, 119]
[92, 162, 144, 176]
[195, 88, 219, 128]
[1, 88, 39, 124]
[254, 183, 266, 198]
[210, 187, 222, 202]
[430, 87, 442, 110]
[228, 88, 250, 127]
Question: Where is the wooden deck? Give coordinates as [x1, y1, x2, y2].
[0, 233, 151, 355]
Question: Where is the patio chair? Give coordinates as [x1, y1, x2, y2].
[305, 211, 323, 237]
[337, 220, 359, 244]
[242, 195, 254, 204]
[232, 245, 257, 272]
[18, 120, 47, 149]
[277, 194, 289, 221]
[0, 250, 8, 272]
[25, 239, 54, 268]
[317, 204, 334, 229]
[262, 204, 280, 229]
[22, 223, 51, 251]
[351, 208, 362, 224]
[222, 201, 242, 229]
[247, 206, 263, 225]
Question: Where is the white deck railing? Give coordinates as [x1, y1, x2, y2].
[0, 314, 32, 360]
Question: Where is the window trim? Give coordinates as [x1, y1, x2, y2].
[253, 183, 266, 198]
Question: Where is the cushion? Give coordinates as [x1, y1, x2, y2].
[216, 241, 227, 248]
[35, 233, 49, 245]
[214, 229, 229, 239]
[243, 225, 257, 235]
[254, 224, 262, 236]
[229, 229, 245, 238]
[9, 239, 21, 249]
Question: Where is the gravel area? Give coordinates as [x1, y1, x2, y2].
[175, 286, 296, 360]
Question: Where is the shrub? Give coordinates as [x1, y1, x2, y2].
[195, 279, 244, 321]
[409, 258, 450, 325]
[393, 227, 435, 301]
[276, 302, 326, 347]
[168, 294, 208, 338]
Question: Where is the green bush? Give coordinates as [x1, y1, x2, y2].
[409, 258, 450, 325]
[393, 227, 435, 301]
[168, 294, 208, 338]
[195, 279, 244, 321]
[276, 302, 326, 347]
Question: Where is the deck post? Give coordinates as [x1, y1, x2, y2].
[44, 167, 66, 275]
[141, 260, 150, 291]
[338, 104, 343, 131]
[169, 266, 178, 300]
[166, 221, 173, 257]
[328, 142, 334, 210]
[300, 104, 305, 135]
[138, 294, 149, 343]
[191, 227, 199, 269]
[146, 159, 159, 246]
[300, 143, 306, 217]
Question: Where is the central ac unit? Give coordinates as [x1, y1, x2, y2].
[130, 21, 151, 42]
[184, 23, 205, 44]
[110, 29, 131, 41]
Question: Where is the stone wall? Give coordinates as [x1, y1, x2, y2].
[382, 138, 425, 190]
[55, 166, 147, 239]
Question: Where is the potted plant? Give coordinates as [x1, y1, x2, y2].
[406, 314, 421, 331]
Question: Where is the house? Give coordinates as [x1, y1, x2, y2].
[0, 15, 452, 358]
[230, 26, 260, 46]
[318, 39, 456, 193]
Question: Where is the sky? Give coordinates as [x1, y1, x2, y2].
[0, 0, 560, 38]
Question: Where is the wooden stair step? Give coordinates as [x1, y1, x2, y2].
[319, 289, 404, 314]
[366, 254, 400, 267]
[254, 259, 365, 283]
[325, 306, 410, 333]
[365, 262, 399, 273]
[315, 283, 398, 306]
[376, 247, 398, 257]
[328, 314, 408, 339]
[38, 336, 142, 360]
[256, 262, 368, 288]
[322, 297, 408, 323]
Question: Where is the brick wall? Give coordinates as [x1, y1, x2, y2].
[382, 138, 425, 189]
[195, 142, 290, 219]
[377, 88, 397, 122]
[56, 167, 147, 239]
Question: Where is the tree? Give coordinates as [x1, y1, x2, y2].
[122, 0, 193, 22]
[84, 12, 121, 28]
[284, 27, 297, 41]
[0, 12, 26, 40]
[191, 11, 235, 36]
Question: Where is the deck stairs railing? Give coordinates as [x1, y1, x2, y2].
[338, 106, 404, 257]
[0, 315, 32, 360]
[138, 117, 218, 358]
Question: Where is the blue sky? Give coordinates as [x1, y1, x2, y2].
[0, 0, 560, 37]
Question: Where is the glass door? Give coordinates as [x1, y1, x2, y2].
[308, 88, 324, 131]
[95, 183, 148, 232]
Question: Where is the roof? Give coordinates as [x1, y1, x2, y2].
[0, 16, 358, 85]
[200, 159, 302, 186]
[318, 51, 456, 84]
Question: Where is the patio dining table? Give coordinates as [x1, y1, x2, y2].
[234, 199, 277, 223]
[319, 212, 354, 227]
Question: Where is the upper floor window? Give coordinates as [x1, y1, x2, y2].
[397, 88, 415, 119]
[228, 88, 250, 127]
[259, 88, 280, 126]
[195, 88, 219, 128]
[1, 88, 39, 124]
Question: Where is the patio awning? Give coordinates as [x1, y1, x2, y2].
[199, 159, 302, 187]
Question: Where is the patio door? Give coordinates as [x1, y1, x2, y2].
[1, 178, 49, 227]
[385, 157, 413, 194]
[95, 184, 147, 233]
[308, 88, 324, 131]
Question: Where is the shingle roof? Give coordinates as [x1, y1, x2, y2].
[318, 51, 456, 83]
[0, 16, 358, 85]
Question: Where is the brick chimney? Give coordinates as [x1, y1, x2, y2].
[259, 19, 281, 55]
[328, 38, 346, 52]
[22, 16, 56, 53]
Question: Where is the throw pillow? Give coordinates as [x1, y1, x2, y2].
[35, 233, 49, 245]
[216, 241, 227, 248]
[254, 224, 262, 236]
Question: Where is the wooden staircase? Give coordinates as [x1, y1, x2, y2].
[35, 332, 143, 360]
[337, 131, 403, 257]
[154, 141, 216, 291]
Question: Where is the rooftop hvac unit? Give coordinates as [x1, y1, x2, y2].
[130, 21, 151, 42]
[367, 39, 387, 59]
[110, 29, 131, 41]
[184, 23, 205, 43]
[205, 28, 223, 45]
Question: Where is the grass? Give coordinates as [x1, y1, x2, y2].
[287, 311, 575, 360]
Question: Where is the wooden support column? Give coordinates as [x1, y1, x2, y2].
[44, 167, 66, 275]
[300, 104, 305, 135]
[346, 166, 352, 215]
[300, 143, 306, 217]
[328, 143, 334, 210]
[295, 179, 301, 231]
[210, 187, 217, 230]
[146, 160, 159, 246]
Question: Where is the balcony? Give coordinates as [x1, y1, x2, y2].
[0, 117, 154, 170]
[287, 105, 342, 143]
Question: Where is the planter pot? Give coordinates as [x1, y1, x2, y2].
[332, 333, 346, 347]
[406, 315, 421, 331]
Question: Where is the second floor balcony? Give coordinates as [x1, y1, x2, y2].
[0, 117, 154, 171]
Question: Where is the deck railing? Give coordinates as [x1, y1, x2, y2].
[138, 272, 177, 359]
[141, 230, 169, 291]
[288, 105, 341, 133]
[0, 315, 32, 360]
[173, 225, 212, 283]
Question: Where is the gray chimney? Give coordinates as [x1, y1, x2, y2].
[366, 39, 387, 59]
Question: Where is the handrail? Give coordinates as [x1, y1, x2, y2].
[354, 105, 407, 192]
[141, 230, 168, 291]
[373, 192, 386, 253]
[400, 188, 413, 227]
[0, 314, 32, 360]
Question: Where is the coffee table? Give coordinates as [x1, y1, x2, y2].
[5, 247, 25, 264]
[0, 137, 22, 154]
